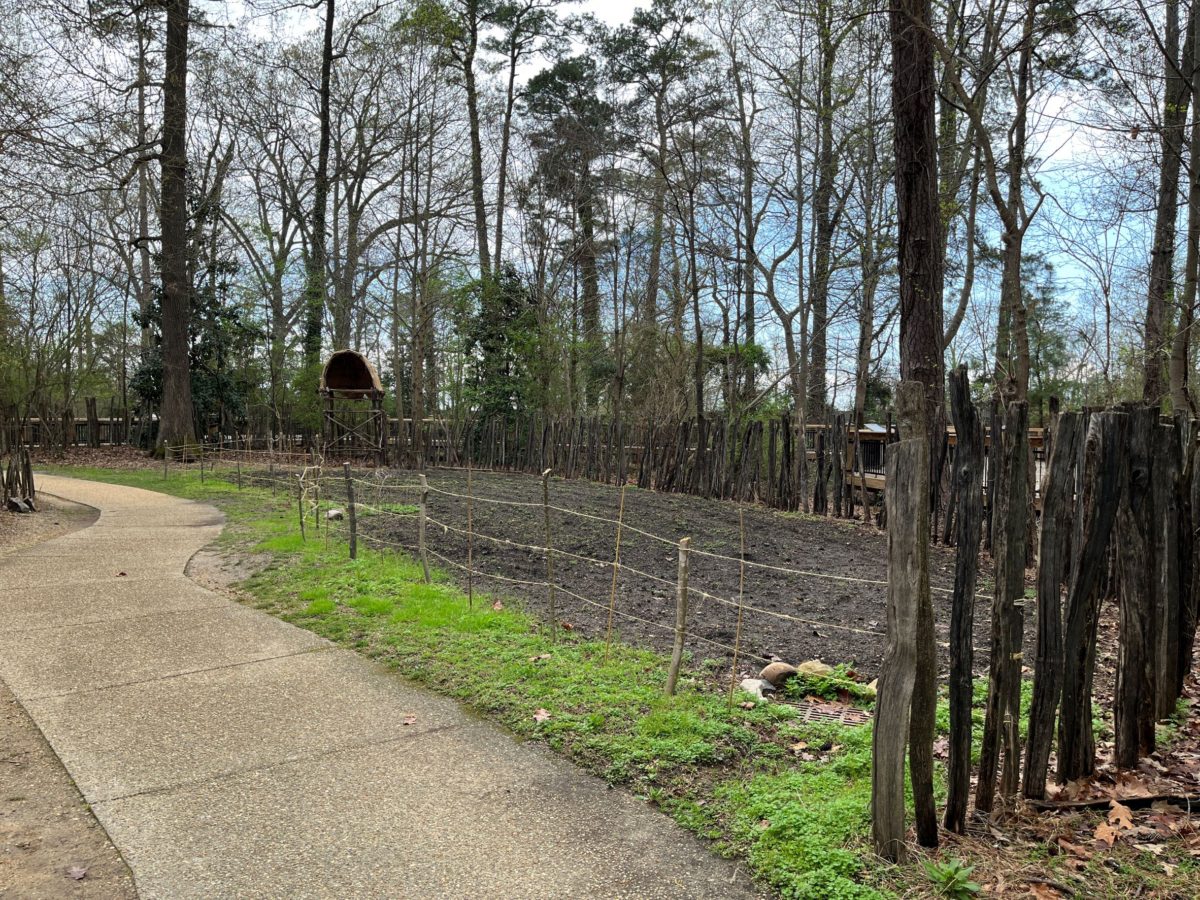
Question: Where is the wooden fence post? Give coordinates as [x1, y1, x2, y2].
[1058, 410, 1125, 782]
[466, 462, 474, 607]
[1023, 410, 1081, 799]
[163, 446, 170, 480]
[728, 509, 748, 708]
[237, 454, 243, 489]
[976, 396, 1030, 815]
[541, 469, 556, 640]
[418, 474, 431, 583]
[199, 449, 204, 483]
[1115, 406, 1157, 767]
[872, 382, 931, 862]
[944, 367, 984, 833]
[270, 461, 275, 497]
[297, 474, 306, 542]
[344, 462, 357, 560]
[665, 537, 691, 696]
[603, 485, 628, 661]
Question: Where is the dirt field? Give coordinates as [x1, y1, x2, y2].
[0, 497, 138, 899]
[353, 468, 988, 678]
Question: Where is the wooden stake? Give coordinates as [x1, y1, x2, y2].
[728, 509, 747, 708]
[542, 469, 556, 641]
[237, 454, 242, 489]
[418, 474, 431, 583]
[603, 484, 628, 661]
[344, 462, 357, 560]
[467, 462, 474, 607]
[666, 537, 691, 696]
[163, 446, 169, 480]
[270, 461, 275, 497]
[297, 475, 306, 542]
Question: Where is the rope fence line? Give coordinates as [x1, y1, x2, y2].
[165, 448, 991, 669]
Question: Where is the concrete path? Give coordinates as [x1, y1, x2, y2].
[1, 476, 760, 899]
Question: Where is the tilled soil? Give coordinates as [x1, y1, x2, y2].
[352, 468, 998, 678]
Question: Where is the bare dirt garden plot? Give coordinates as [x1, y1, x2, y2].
[351, 467, 997, 679]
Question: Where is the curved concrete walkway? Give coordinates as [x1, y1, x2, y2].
[1, 476, 760, 899]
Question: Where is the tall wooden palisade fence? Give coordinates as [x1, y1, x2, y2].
[400, 413, 856, 514]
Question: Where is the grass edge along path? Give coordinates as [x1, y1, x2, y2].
[39, 465, 1200, 899]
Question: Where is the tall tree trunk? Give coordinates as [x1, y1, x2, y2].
[1145, 0, 1192, 407]
[807, 16, 836, 420]
[302, 0, 335, 375]
[157, 0, 195, 450]
[579, 170, 601, 410]
[464, 0, 491, 277]
[1171, 9, 1200, 415]
[890, 0, 942, 847]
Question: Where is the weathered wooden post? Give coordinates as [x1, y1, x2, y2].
[541, 469, 556, 640]
[163, 445, 170, 480]
[1115, 405, 1157, 767]
[1058, 410, 1125, 782]
[603, 485, 628, 661]
[728, 509, 748, 708]
[344, 462, 357, 560]
[1023, 409, 1081, 799]
[466, 463, 474, 607]
[976, 394, 1030, 815]
[199, 449, 205, 483]
[237, 454, 243, 489]
[297, 475, 306, 542]
[418, 474, 431, 583]
[665, 537, 691, 696]
[944, 367, 984, 832]
[872, 382, 931, 862]
[269, 461, 275, 497]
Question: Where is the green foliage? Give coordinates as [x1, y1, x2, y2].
[922, 859, 981, 899]
[457, 267, 544, 420]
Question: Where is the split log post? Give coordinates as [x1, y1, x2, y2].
[1177, 422, 1197, 693]
[163, 446, 170, 480]
[1058, 411, 1125, 782]
[541, 469, 556, 640]
[1022, 410, 1081, 799]
[418, 474, 431, 583]
[270, 461, 275, 497]
[872, 382, 932, 861]
[1115, 406, 1157, 767]
[344, 462, 357, 561]
[199, 449, 205, 483]
[944, 366, 984, 832]
[665, 537, 691, 697]
[975, 395, 1030, 816]
[1153, 422, 1182, 719]
[237, 454, 243, 490]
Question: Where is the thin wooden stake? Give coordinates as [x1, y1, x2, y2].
[542, 469, 557, 641]
[467, 462, 474, 607]
[603, 484, 628, 661]
[199, 450, 204, 483]
[666, 537, 692, 696]
[297, 475, 306, 542]
[418, 474, 431, 583]
[237, 454, 243, 489]
[163, 446, 169, 480]
[344, 462, 357, 560]
[728, 509, 748, 709]
[270, 461, 275, 497]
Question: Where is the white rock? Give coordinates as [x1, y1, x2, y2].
[326, 508, 345, 521]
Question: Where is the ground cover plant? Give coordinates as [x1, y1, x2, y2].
[41, 459, 1200, 898]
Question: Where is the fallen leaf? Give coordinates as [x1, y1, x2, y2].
[560, 621, 574, 631]
[1109, 800, 1135, 831]
[739, 701, 756, 710]
[66, 866, 87, 881]
[1094, 821, 1120, 849]
[1028, 882, 1065, 899]
[532, 708, 551, 723]
[401, 715, 417, 726]
[115, 572, 127, 577]
[528, 653, 552, 662]
[491, 599, 504, 611]
[1135, 842, 1165, 856]
[1056, 836, 1091, 860]
[788, 741, 809, 754]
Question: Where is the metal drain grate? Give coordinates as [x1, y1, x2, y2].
[777, 699, 872, 727]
